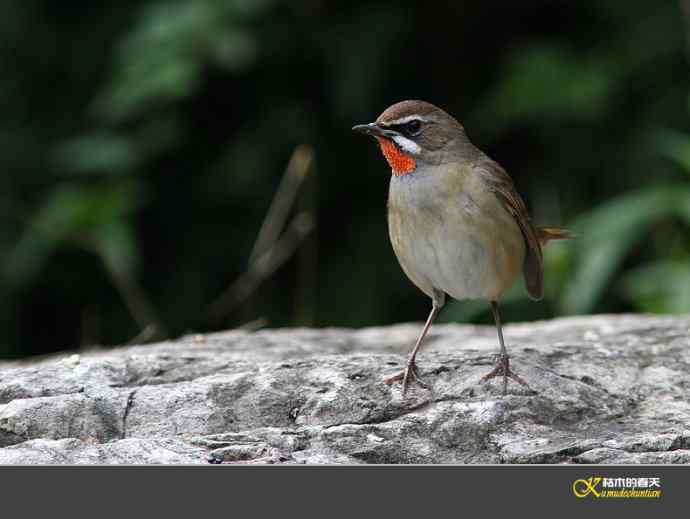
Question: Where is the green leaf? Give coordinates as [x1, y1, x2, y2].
[621, 260, 690, 313]
[55, 133, 140, 174]
[95, 220, 138, 275]
[478, 44, 617, 130]
[93, 0, 273, 121]
[4, 183, 140, 285]
[560, 185, 690, 314]
[653, 129, 690, 174]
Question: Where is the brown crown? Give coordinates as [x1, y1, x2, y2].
[376, 100, 447, 125]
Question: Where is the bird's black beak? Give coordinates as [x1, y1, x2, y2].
[352, 122, 397, 138]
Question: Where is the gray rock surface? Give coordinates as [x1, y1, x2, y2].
[1, 314, 689, 464]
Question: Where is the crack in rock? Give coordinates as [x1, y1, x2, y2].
[121, 390, 137, 439]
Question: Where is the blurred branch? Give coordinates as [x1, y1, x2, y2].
[293, 150, 318, 326]
[97, 250, 169, 343]
[207, 144, 316, 326]
[208, 211, 315, 324]
[68, 233, 167, 344]
[249, 145, 314, 263]
[237, 317, 269, 331]
[126, 323, 160, 345]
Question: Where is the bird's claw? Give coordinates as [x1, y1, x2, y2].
[480, 353, 530, 394]
[384, 360, 428, 395]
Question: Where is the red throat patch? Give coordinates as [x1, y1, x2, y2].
[376, 137, 416, 176]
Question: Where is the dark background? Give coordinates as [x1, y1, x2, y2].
[2, 0, 689, 359]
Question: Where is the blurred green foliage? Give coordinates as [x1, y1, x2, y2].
[1, 1, 689, 358]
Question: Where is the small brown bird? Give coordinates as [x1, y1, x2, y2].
[353, 100, 570, 395]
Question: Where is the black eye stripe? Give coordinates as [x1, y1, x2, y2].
[406, 120, 421, 133]
[389, 120, 422, 136]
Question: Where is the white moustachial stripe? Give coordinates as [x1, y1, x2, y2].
[392, 135, 421, 155]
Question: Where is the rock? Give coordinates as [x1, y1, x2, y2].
[1, 314, 689, 464]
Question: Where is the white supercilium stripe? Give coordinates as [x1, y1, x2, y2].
[386, 115, 428, 125]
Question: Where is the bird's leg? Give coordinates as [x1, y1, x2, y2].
[480, 301, 529, 394]
[384, 303, 441, 395]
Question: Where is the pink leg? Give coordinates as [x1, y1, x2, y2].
[384, 304, 441, 395]
[480, 301, 530, 394]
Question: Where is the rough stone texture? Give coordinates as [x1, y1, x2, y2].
[1, 314, 689, 464]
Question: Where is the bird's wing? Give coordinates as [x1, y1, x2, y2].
[472, 159, 544, 301]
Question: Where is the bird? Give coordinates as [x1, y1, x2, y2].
[352, 100, 571, 396]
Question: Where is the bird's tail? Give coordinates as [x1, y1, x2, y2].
[536, 226, 574, 246]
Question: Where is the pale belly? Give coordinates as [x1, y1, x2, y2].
[388, 174, 525, 302]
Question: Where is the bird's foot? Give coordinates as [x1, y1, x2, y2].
[480, 353, 530, 395]
[384, 360, 428, 395]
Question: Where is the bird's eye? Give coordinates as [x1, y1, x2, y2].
[405, 119, 422, 136]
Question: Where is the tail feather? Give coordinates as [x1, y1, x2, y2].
[536, 226, 574, 246]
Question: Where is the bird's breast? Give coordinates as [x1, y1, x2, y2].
[387, 167, 525, 301]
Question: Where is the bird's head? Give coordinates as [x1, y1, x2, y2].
[352, 100, 468, 176]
